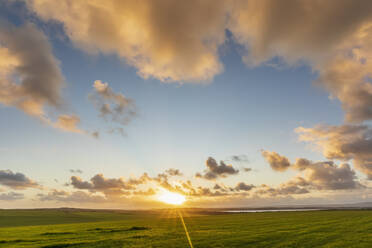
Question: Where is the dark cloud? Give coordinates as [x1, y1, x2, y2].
[261, 150, 291, 172]
[234, 182, 255, 192]
[90, 174, 134, 190]
[230, 155, 249, 162]
[296, 124, 372, 179]
[0, 192, 24, 201]
[69, 170, 176, 197]
[243, 167, 252, 172]
[0, 170, 39, 189]
[70, 176, 93, 190]
[165, 168, 183, 176]
[69, 169, 83, 174]
[196, 157, 239, 180]
[91, 131, 100, 139]
[70, 174, 134, 195]
[213, 184, 223, 190]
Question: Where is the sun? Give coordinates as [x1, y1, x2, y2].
[158, 190, 186, 205]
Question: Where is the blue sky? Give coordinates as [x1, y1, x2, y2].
[1, 28, 339, 180]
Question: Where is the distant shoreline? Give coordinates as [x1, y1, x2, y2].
[222, 209, 322, 213]
[0, 204, 372, 212]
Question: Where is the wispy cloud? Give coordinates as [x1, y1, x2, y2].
[89, 80, 136, 136]
[0, 192, 24, 201]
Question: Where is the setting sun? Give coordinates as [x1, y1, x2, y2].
[158, 191, 186, 205]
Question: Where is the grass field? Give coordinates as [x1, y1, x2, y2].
[0, 209, 371, 247]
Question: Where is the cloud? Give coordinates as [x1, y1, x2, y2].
[256, 178, 310, 197]
[90, 80, 136, 131]
[25, 1, 372, 122]
[70, 176, 93, 190]
[165, 168, 183, 176]
[26, 0, 228, 83]
[70, 174, 134, 195]
[177, 181, 231, 197]
[68, 169, 188, 199]
[132, 188, 156, 196]
[234, 182, 255, 192]
[53, 115, 82, 133]
[302, 161, 362, 190]
[196, 157, 239, 180]
[107, 127, 125, 137]
[229, 0, 372, 123]
[261, 150, 291, 172]
[89, 174, 134, 190]
[0, 20, 64, 118]
[230, 155, 249, 162]
[0, 192, 24, 201]
[296, 124, 372, 179]
[262, 151, 363, 190]
[66, 168, 250, 200]
[69, 169, 83, 174]
[41, 162, 367, 204]
[68, 172, 162, 197]
[0, 170, 39, 189]
[37, 190, 106, 203]
[0, 20, 87, 133]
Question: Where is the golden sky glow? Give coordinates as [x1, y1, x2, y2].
[157, 190, 186, 205]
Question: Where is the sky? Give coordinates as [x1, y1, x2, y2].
[0, 0, 371, 209]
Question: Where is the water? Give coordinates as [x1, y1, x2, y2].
[222, 209, 322, 213]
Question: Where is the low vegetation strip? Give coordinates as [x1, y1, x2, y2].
[0, 209, 371, 247]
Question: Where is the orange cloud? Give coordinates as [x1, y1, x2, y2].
[0, 21, 63, 118]
[0, 20, 87, 134]
[53, 115, 82, 133]
[296, 124, 372, 179]
[229, 0, 372, 122]
[27, 0, 228, 83]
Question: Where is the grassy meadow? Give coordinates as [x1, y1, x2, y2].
[0, 209, 371, 247]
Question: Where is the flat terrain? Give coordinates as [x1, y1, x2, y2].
[0, 209, 371, 247]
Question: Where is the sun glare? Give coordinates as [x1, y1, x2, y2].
[158, 191, 186, 205]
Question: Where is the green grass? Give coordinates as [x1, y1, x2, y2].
[0, 209, 371, 247]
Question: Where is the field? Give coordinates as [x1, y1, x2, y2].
[0, 209, 371, 248]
